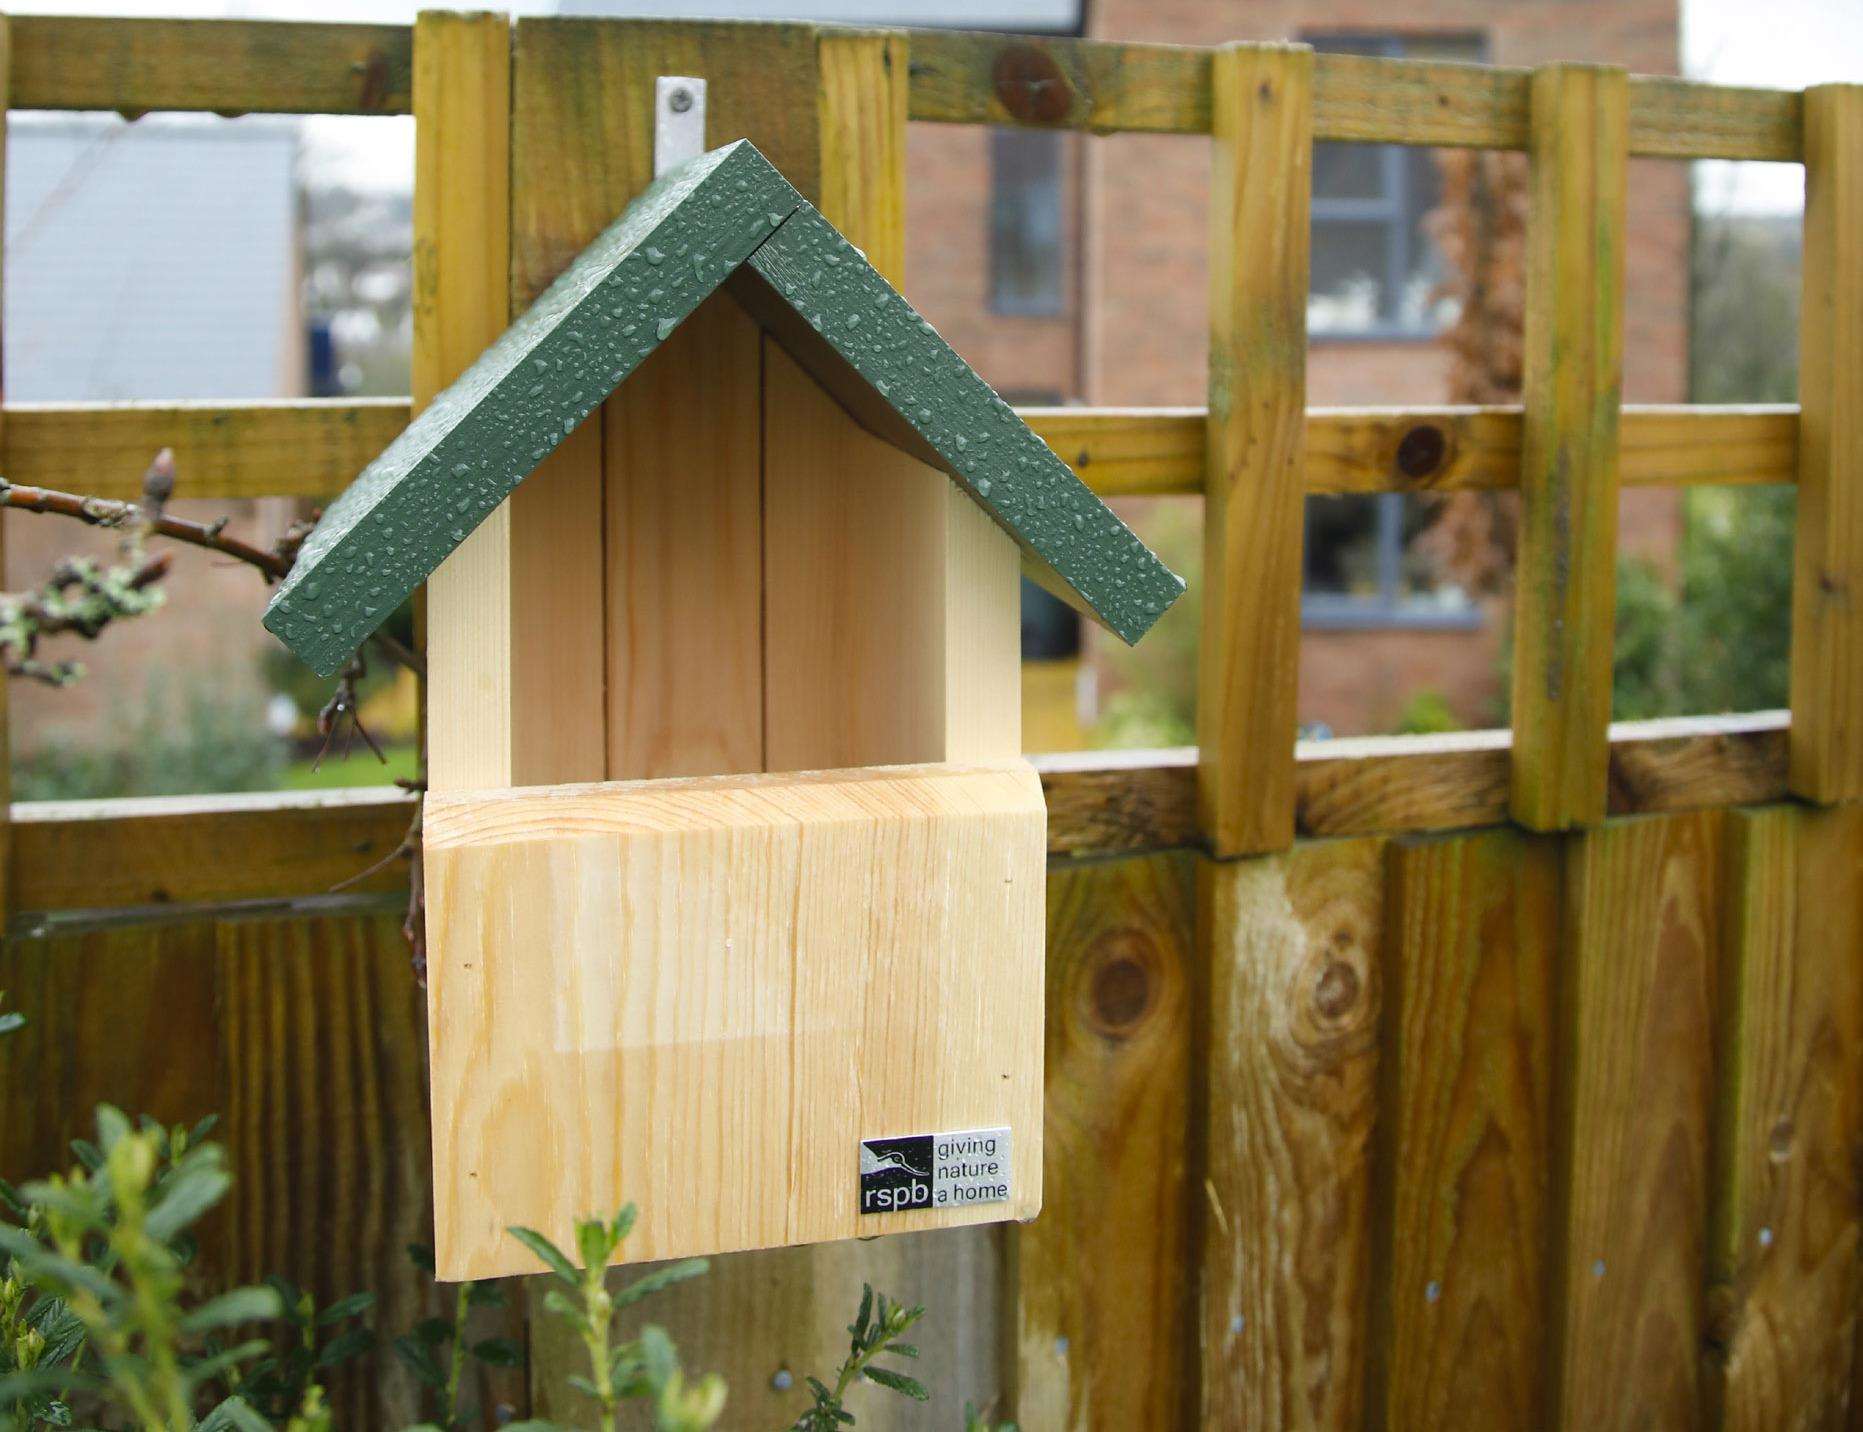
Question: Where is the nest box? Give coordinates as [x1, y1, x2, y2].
[264, 140, 1183, 1281]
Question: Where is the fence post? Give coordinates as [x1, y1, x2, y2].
[1789, 84, 1863, 803]
[1197, 41, 1311, 859]
[416, 11, 519, 795]
[1509, 63, 1627, 832]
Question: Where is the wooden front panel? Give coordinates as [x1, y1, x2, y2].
[424, 761, 1045, 1281]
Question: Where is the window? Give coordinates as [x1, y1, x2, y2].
[989, 128, 1064, 316]
[1303, 493, 1478, 629]
[1307, 33, 1481, 338]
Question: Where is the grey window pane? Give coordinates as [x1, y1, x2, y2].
[1314, 142, 1386, 202]
[990, 127, 1064, 316]
[1310, 218, 1390, 333]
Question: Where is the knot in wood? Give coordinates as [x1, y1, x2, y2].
[1084, 930, 1157, 1038]
[992, 45, 1073, 125]
[1312, 958, 1361, 1021]
[1395, 423, 1448, 481]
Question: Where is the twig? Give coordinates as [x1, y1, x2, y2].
[0, 467, 293, 580]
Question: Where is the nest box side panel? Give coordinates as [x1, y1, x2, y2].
[423, 761, 1045, 1281]
[762, 339, 1021, 770]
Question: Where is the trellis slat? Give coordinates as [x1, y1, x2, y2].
[1510, 64, 1628, 831]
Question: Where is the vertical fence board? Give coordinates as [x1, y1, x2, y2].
[1196, 42, 1311, 858]
[1551, 811, 1721, 1428]
[1706, 805, 1863, 1429]
[1789, 84, 1863, 803]
[1510, 64, 1628, 831]
[1016, 852, 1195, 1430]
[1367, 830, 1558, 1431]
[1199, 837, 1384, 1428]
[216, 914, 451, 1427]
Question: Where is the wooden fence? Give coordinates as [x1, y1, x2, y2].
[0, 15, 1857, 1430]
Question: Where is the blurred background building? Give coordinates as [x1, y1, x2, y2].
[0, 0, 1811, 794]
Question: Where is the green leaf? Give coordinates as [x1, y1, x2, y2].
[471, 1337, 522, 1368]
[610, 1203, 638, 1244]
[465, 1283, 507, 1309]
[862, 1366, 928, 1401]
[145, 1164, 230, 1242]
[413, 1316, 454, 1346]
[198, 1394, 274, 1432]
[539, 1287, 589, 1332]
[315, 1326, 376, 1367]
[92, 1106, 130, 1155]
[393, 1335, 444, 1390]
[0, 1228, 117, 1304]
[183, 1339, 272, 1389]
[0, 1176, 25, 1218]
[188, 1113, 222, 1147]
[68, 1140, 103, 1174]
[575, 1219, 612, 1274]
[0, 1011, 24, 1035]
[613, 1258, 708, 1308]
[317, 1290, 376, 1324]
[852, 1284, 873, 1341]
[406, 1242, 436, 1273]
[565, 1374, 601, 1399]
[180, 1285, 284, 1334]
[34, 1396, 73, 1426]
[637, 1324, 677, 1385]
[0, 1368, 91, 1403]
[889, 1342, 918, 1359]
[506, 1226, 581, 1286]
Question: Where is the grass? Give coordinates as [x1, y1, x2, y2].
[278, 743, 419, 791]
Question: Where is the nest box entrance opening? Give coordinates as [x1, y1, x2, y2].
[261, 141, 1183, 1281]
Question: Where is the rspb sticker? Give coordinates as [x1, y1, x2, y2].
[858, 1127, 1011, 1214]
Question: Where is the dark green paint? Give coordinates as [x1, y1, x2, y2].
[266, 140, 1184, 676]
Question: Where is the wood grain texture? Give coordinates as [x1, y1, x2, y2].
[1017, 852, 1195, 1430]
[1551, 811, 1723, 1429]
[11, 788, 413, 912]
[605, 294, 765, 779]
[425, 762, 1045, 1280]
[2, 713, 1789, 917]
[1706, 805, 1863, 1430]
[0, 399, 1794, 505]
[1788, 85, 1863, 803]
[1510, 65, 1628, 832]
[1368, 830, 1558, 1431]
[0, 914, 451, 1427]
[411, 12, 521, 795]
[904, 29, 1800, 160]
[1197, 43, 1310, 858]
[1199, 837, 1384, 1430]
[8, 15, 413, 115]
[1, 399, 408, 500]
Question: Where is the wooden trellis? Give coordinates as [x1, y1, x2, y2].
[0, 14, 1858, 1429]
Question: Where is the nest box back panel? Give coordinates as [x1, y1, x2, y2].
[425, 761, 1044, 1280]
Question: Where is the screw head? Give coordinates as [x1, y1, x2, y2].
[669, 86, 694, 113]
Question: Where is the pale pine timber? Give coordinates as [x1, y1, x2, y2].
[423, 762, 1045, 1281]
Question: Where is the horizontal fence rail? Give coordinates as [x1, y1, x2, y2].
[2, 16, 1805, 161]
[3, 400, 1801, 502]
[6, 711, 1789, 917]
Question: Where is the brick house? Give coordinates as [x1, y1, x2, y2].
[902, 0, 1690, 739]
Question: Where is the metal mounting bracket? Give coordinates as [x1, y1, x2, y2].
[654, 76, 708, 178]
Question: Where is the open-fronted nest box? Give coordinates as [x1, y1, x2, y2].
[264, 140, 1183, 1281]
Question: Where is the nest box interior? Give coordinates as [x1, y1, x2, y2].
[264, 140, 1183, 1280]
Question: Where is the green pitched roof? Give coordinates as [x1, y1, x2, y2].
[264, 140, 1184, 677]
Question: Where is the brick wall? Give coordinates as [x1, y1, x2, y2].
[903, 0, 1690, 739]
